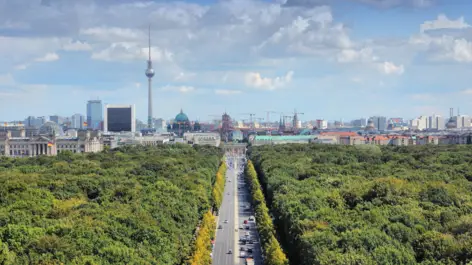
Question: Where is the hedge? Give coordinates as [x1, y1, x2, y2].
[245, 160, 289, 265]
[212, 161, 227, 210]
[186, 210, 216, 265]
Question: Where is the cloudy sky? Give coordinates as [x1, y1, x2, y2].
[1, 0, 471, 122]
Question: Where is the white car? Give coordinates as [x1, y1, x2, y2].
[224, 220, 228, 223]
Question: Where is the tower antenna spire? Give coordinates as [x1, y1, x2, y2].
[148, 24, 151, 61]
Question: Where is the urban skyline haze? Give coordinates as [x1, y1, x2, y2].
[1, 0, 472, 121]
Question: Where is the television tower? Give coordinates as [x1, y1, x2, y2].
[145, 25, 155, 128]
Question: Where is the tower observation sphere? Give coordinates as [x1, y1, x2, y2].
[146, 68, 155, 78]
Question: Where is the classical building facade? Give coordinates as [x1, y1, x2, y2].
[0, 122, 103, 158]
[183, 132, 221, 147]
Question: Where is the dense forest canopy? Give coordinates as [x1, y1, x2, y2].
[249, 144, 472, 265]
[0, 144, 223, 265]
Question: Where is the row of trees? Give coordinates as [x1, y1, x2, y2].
[186, 161, 226, 265]
[245, 161, 289, 265]
[249, 144, 472, 265]
[0, 144, 223, 264]
[186, 210, 215, 265]
[212, 162, 227, 210]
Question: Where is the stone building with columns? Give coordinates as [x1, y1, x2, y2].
[0, 121, 103, 158]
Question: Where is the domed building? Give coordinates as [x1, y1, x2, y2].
[446, 117, 457, 129]
[168, 109, 195, 136]
[39, 121, 64, 137]
[365, 118, 376, 132]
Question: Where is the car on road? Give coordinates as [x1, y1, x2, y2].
[228, 249, 232, 254]
[239, 225, 244, 229]
[243, 220, 248, 224]
[248, 216, 255, 221]
[245, 225, 250, 230]
[224, 220, 228, 223]
[218, 225, 223, 229]
[247, 248, 253, 253]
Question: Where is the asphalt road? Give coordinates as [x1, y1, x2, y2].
[212, 155, 263, 265]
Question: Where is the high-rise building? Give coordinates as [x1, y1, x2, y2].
[352, 118, 366, 127]
[87, 100, 103, 130]
[153, 118, 166, 130]
[428, 115, 444, 130]
[49, 115, 63, 125]
[370, 116, 387, 131]
[104, 104, 135, 133]
[71, 114, 85, 129]
[24, 116, 45, 128]
[454, 115, 471, 128]
[315, 119, 328, 129]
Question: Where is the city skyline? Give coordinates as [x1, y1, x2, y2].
[1, 0, 472, 121]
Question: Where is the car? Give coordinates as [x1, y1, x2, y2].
[248, 216, 255, 221]
[239, 225, 244, 229]
[245, 232, 250, 237]
[228, 249, 232, 254]
[218, 225, 223, 229]
[245, 225, 250, 230]
[247, 248, 253, 253]
[224, 220, 228, 223]
[243, 220, 248, 224]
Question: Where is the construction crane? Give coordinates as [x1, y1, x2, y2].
[239, 113, 255, 123]
[240, 119, 248, 128]
[239, 113, 256, 129]
[292, 109, 304, 129]
[254, 117, 264, 128]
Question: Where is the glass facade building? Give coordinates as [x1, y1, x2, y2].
[107, 108, 132, 132]
[104, 105, 135, 133]
[87, 100, 103, 130]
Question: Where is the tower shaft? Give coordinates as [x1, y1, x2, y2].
[148, 78, 152, 128]
[145, 25, 155, 129]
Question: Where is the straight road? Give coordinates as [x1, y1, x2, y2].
[212, 155, 263, 265]
[212, 156, 238, 265]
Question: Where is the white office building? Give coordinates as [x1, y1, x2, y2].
[428, 115, 444, 130]
[104, 104, 136, 133]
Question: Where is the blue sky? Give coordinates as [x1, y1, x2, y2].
[0, 0, 472, 122]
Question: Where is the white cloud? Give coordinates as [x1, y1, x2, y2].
[161, 85, 196, 93]
[14, 64, 29, 70]
[379, 61, 404, 75]
[337, 48, 378, 63]
[461, 89, 472, 95]
[411, 35, 472, 63]
[410, 15, 472, 63]
[34, 52, 60, 62]
[0, 73, 16, 86]
[91, 43, 173, 62]
[80, 27, 141, 42]
[215, 89, 242, 95]
[420, 14, 470, 33]
[245, 71, 294, 90]
[63, 40, 92, 51]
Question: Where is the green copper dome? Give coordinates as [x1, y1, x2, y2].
[175, 109, 189, 123]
